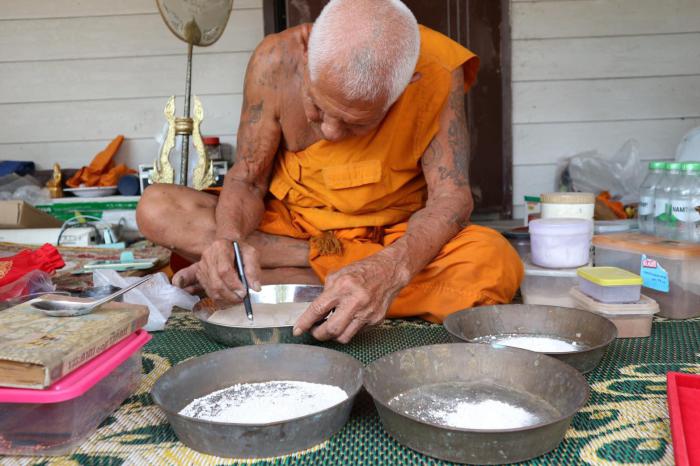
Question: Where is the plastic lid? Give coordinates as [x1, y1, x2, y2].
[570, 287, 659, 316]
[648, 161, 667, 170]
[577, 266, 643, 286]
[0, 330, 150, 404]
[202, 136, 220, 145]
[666, 162, 683, 171]
[529, 218, 593, 235]
[681, 161, 700, 172]
[540, 192, 595, 204]
[593, 233, 700, 259]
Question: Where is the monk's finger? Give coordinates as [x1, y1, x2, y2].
[215, 253, 244, 299]
[335, 318, 368, 344]
[239, 244, 262, 292]
[293, 292, 338, 336]
[310, 302, 355, 341]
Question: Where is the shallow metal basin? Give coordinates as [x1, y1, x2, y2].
[151, 344, 363, 458]
[193, 284, 323, 346]
[364, 343, 589, 464]
[443, 304, 617, 373]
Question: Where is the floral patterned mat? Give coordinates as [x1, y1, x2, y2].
[2, 311, 698, 466]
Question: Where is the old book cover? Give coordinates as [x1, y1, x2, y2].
[0, 296, 149, 388]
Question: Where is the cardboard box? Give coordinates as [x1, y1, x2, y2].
[0, 201, 63, 229]
[0, 228, 95, 246]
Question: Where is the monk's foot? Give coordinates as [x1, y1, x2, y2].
[172, 262, 203, 293]
[261, 267, 321, 285]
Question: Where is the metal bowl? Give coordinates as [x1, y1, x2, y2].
[193, 284, 323, 346]
[443, 304, 618, 373]
[364, 343, 589, 464]
[151, 344, 363, 458]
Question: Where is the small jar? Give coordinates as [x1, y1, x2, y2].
[202, 136, 222, 161]
[529, 218, 592, 268]
[540, 192, 595, 220]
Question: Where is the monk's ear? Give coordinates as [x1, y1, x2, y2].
[409, 72, 422, 83]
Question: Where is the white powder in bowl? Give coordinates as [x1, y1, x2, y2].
[473, 334, 585, 353]
[440, 399, 538, 429]
[207, 302, 309, 328]
[179, 380, 348, 424]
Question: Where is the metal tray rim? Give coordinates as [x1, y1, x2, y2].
[443, 305, 618, 355]
[363, 342, 590, 434]
[152, 344, 364, 428]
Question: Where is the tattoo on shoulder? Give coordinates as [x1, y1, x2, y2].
[248, 101, 263, 125]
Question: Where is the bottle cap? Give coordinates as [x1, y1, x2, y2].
[680, 161, 700, 172]
[648, 161, 666, 170]
[666, 162, 683, 171]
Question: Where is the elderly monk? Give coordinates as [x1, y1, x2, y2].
[137, 0, 523, 343]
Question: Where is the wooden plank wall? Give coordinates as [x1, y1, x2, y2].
[0, 0, 263, 169]
[510, 0, 700, 218]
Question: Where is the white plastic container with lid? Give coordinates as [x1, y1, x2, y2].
[540, 192, 595, 220]
[529, 218, 593, 268]
[570, 287, 659, 338]
[593, 233, 700, 319]
[576, 266, 643, 303]
[521, 256, 580, 307]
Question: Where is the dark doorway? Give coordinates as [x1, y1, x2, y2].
[263, 0, 512, 218]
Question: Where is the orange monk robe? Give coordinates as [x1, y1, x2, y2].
[257, 26, 523, 323]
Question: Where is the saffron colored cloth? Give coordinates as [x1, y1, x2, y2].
[67, 135, 135, 188]
[259, 199, 523, 323]
[0, 243, 64, 287]
[268, 25, 480, 231]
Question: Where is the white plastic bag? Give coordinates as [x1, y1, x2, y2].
[93, 270, 200, 331]
[559, 140, 645, 204]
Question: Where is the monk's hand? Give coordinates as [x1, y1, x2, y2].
[293, 255, 404, 344]
[196, 238, 262, 305]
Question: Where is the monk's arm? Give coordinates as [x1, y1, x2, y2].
[216, 43, 281, 242]
[196, 39, 281, 301]
[378, 66, 472, 285]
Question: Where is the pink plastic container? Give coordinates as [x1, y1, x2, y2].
[0, 329, 150, 456]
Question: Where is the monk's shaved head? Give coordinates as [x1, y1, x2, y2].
[308, 0, 420, 108]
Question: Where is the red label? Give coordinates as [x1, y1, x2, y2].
[642, 258, 658, 268]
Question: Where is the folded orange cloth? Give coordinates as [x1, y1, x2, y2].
[67, 135, 135, 187]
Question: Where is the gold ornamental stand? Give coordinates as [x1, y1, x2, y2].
[151, 0, 234, 190]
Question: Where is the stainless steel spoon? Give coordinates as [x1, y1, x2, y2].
[30, 275, 153, 317]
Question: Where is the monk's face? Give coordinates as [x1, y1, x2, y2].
[302, 67, 389, 142]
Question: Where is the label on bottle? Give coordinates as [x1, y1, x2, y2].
[671, 200, 698, 223]
[639, 195, 654, 216]
[689, 198, 700, 223]
[654, 197, 673, 224]
[640, 255, 669, 293]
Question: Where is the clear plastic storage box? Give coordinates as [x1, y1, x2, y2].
[0, 330, 150, 456]
[521, 256, 580, 308]
[570, 287, 659, 338]
[593, 234, 700, 319]
[577, 266, 643, 303]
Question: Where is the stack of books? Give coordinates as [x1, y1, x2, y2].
[0, 297, 150, 456]
[0, 297, 148, 389]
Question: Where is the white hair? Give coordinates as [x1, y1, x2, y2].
[308, 0, 420, 108]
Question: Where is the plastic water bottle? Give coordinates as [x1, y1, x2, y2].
[671, 162, 700, 242]
[654, 162, 683, 238]
[638, 161, 666, 234]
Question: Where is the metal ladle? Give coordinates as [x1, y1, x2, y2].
[30, 276, 153, 317]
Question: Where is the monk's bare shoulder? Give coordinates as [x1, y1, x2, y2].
[245, 25, 307, 96]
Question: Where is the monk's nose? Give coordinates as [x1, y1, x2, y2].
[321, 120, 345, 142]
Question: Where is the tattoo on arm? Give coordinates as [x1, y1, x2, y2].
[443, 77, 470, 187]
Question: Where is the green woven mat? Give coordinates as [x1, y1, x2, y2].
[4, 312, 699, 466]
